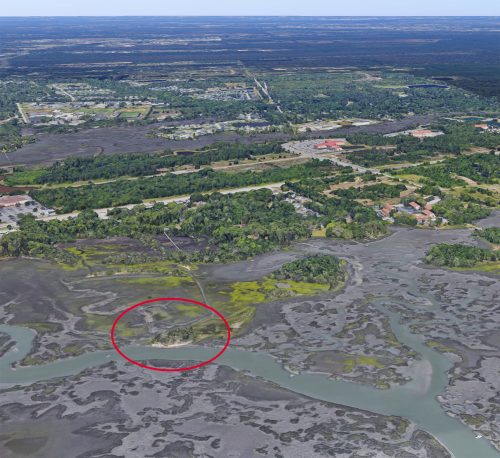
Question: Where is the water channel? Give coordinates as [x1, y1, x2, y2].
[1, 296, 498, 458]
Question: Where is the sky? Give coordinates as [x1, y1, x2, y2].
[0, 0, 499, 17]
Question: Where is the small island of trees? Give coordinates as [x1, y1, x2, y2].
[152, 326, 195, 346]
[475, 227, 500, 245]
[271, 254, 347, 290]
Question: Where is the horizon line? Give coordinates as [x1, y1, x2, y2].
[0, 15, 499, 18]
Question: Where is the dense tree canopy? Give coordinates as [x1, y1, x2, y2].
[31, 160, 334, 213]
[425, 243, 499, 267]
[7, 142, 286, 185]
[0, 190, 314, 263]
[394, 153, 499, 187]
[333, 183, 406, 200]
[271, 254, 347, 289]
[475, 227, 500, 244]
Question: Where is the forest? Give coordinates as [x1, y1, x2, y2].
[284, 178, 389, 239]
[1, 170, 399, 265]
[7, 142, 286, 185]
[332, 183, 406, 201]
[347, 124, 500, 168]
[0, 189, 314, 263]
[0, 122, 36, 154]
[393, 153, 500, 187]
[31, 160, 334, 212]
[432, 197, 492, 225]
[425, 243, 499, 268]
[475, 227, 500, 245]
[325, 219, 389, 240]
[266, 72, 497, 122]
[348, 123, 499, 154]
[270, 255, 347, 290]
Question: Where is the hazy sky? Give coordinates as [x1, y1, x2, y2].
[1, 0, 499, 17]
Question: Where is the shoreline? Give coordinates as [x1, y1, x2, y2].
[151, 340, 193, 349]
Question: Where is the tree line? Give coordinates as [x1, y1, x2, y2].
[7, 142, 286, 185]
[31, 160, 334, 213]
[425, 243, 499, 268]
[475, 227, 500, 244]
[394, 153, 499, 188]
[0, 189, 315, 264]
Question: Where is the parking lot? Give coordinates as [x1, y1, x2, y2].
[282, 140, 379, 174]
[0, 196, 55, 226]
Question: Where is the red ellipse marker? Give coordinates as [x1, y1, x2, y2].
[110, 297, 231, 372]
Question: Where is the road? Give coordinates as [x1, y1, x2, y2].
[37, 156, 303, 190]
[282, 139, 381, 174]
[0, 116, 17, 125]
[16, 103, 29, 124]
[0, 182, 285, 238]
[0, 114, 438, 168]
[239, 60, 284, 115]
[282, 140, 445, 187]
[52, 84, 76, 101]
[253, 77, 283, 113]
[37, 182, 286, 223]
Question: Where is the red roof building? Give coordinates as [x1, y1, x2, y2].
[379, 203, 393, 218]
[409, 129, 443, 139]
[415, 214, 430, 221]
[409, 201, 421, 211]
[381, 207, 391, 217]
[0, 195, 31, 208]
[314, 139, 347, 151]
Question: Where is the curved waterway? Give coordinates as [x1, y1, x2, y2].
[0, 299, 499, 458]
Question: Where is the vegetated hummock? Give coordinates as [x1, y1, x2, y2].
[475, 227, 500, 245]
[152, 326, 195, 346]
[270, 254, 347, 290]
[425, 243, 499, 268]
